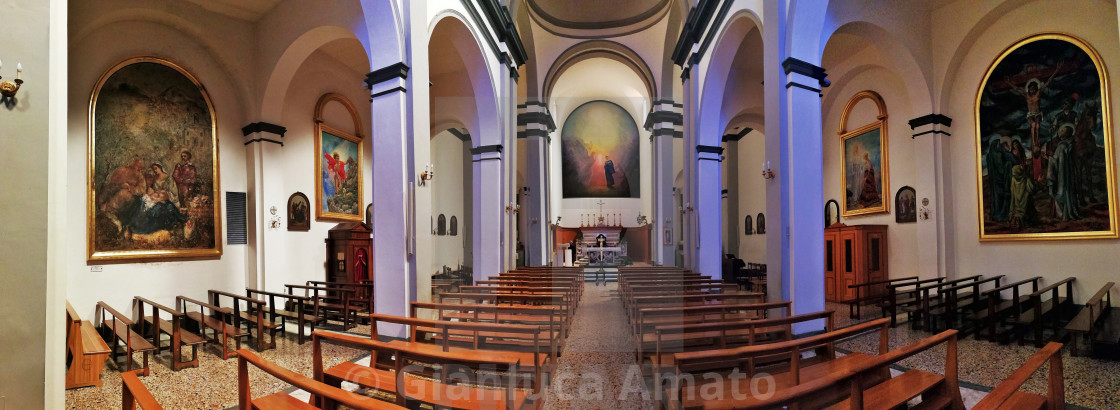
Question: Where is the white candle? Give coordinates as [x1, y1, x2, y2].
[0, 58, 4, 72]
[16, 63, 21, 80]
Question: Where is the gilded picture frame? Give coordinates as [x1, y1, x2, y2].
[839, 91, 890, 217]
[314, 93, 365, 222]
[974, 33, 1117, 241]
[87, 57, 222, 263]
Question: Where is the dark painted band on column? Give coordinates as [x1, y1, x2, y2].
[517, 111, 556, 129]
[681, 65, 692, 80]
[241, 122, 287, 137]
[479, 0, 527, 64]
[651, 128, 683, 138]
[694, 0, 734, 64]
[786, 82, 822, 94]
[365, 62, 410, 89]
[643, 110, 684, 129]
[448, 128, 471, 141]
[517, 129, 550, 140]
[672, 0, 722, 65]
[696, 144, 724, 155]
[912, 130, 952, 138]
[470, 144, 504, 155]
[722, 127, 753, 142]
[371, 86, 407, 100]
[908, 114, 953, 129]
[243, 138, 283, 147]
[781, 57, 827, 81]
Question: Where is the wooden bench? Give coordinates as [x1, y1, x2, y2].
[1015, 277, 1075, 347]
[1065, 282, 1117, 356]
[652, 310, 835, 390]
[633, 301, 791, 361]
[246, 288, 322, 344]
[901, 275, 982, 330]
[412, 301, 568, 343]
[96, 301, 157, 376]
[306, 280, 375, 318]
[925, 275, 1004, 332]
[286, 284, 360, 330]
[970, 276, 1041, 342]
[368, 312, 554, 391]
[313, 330, 538, 410]
[210, 289, 282, 351]
[845, 276, 918, 319]
[883, 277, 945, 327]
[178, 295, 248, 359]
[236, 348, 405, 410]
[665, 318, 892, 410]
[438, 292, 571, 320]
[973, 342, 1064, 410]
[121, 370, 163, 410]
[65, 301, 110, 389]
[755, 329, 966, 410]
[626, 293, 764, 321]
[134, 296, 206, 371]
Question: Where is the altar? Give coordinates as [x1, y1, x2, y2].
[585, 246, 624, 265]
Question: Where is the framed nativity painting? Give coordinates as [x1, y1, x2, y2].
[840, 91, 890, 217]
[88, 57, 222, 263]
[976, 33, 1117, 240]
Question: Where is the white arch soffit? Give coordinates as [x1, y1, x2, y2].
[360, 0, 406, 68]
[72, 8, 253, 117]
[429, 11, 503, 147]
[821, 64, 912, 124]
[261, 26, 365, 122]
[697, 9, 762, 147]
[725, 109, 766, 135]
[548, 58, 652, 129]
[787, 0, 830, 63]
[821, 22, 933, 115]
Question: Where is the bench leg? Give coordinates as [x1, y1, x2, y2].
[140, 352, 150, 376]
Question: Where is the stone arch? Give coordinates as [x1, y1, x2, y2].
[429, 12, 503, 147]
[822, 21, 934, 117]
[696, 9, 763, 147]
[314, 92, 366, 138]
[262, 26, 367, 123]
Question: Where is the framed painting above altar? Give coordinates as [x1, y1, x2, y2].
[560, 100, 641, 198]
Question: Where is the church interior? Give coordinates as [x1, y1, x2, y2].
[5, 0, 1120, 408]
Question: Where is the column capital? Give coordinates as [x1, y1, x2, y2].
[241, 122, 285, 146]
[517, 103, 555, 141]
[782, 58, 830, 94]
[365, 62, 410, 100]
[722, 127, 753, 142]
[696, 144, 724, 161]
[471, 144, 504, 161]
[908, 114, 953, 138]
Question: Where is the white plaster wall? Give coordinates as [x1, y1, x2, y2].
[935, 0, 1120, 303]
[738, 131, 767, 263]
[264, 48, 373, 293]
[430, 130, 469, 274]
[821, 60, 921, 280]
[67, 14, 252, 319]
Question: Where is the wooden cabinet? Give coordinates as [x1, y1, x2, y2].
[824, 224, 888, 302]
[325, 222, 372, 285]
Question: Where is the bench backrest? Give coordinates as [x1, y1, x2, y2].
[972, 342, 1063, 410]
[657, 310, 835, 365]
[1085, 282, 1114, 332]
[410, 302, 563, 329]
[636, 301, 792, 335]
[369, 312, 556, 355]
[238, 348, 403, 409]
[121, 370, 163, 410]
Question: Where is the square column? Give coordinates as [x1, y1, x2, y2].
[473, 145, 504, 281]
[908, 114, 954, 278]
[241, 123, 286, 291]
[695, 145, 724, 279]
[645, 100, 683, 266]
[518, 101, 555, 266]
[681, 70, 698, 270]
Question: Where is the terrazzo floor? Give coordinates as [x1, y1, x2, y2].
[64, 292, 1120, 409]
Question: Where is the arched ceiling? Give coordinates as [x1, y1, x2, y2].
[526, 0, 669, 30]
[550, 57, 650, 129]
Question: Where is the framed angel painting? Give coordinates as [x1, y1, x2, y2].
[839, 91, 890, 217]
[975, 33, 1116, 240]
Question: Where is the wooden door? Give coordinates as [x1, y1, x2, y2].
[824, 230, 838, 301]
[866, 229, 888, 297]
[839, 230, 860, 301]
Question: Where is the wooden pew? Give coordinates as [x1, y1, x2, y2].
[96, 301, 157, 376]
[460, 285, 577, 309]
[652, 310, 835, 390]
[928, 275, 1005, 332]
[412, 301, 568, 343]
[313, 330, 538, 410]
[178, 296, 248, 359]
[65, 301, 110, 389]
[884, 277, 945, 327]
[665, 318, 892, 410]
[902, 275, 982, 330]
[753, 330, 966, 410]
[245, 288, 322, 344]
[368, 312, 554, 391]
[286, 284, 359, 330]
[438, 292, 571, 320]
[845, 276, 918, 319]
[1015, 277, 1075, 347]
[626, 293, 764, 321]
[973, 342, 1064, 410]
[1064, 282, 1117, 356]
[210, 290, 282, 351]
[306, 280, 375, 320]
[121, 370, 163, 410]
[133, 296, 206, 370]
[632, 301, 791, 361]
[236, 348, 405, 410]
[970, 276, 1041, 342]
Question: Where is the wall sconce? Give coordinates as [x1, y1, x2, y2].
[531, 217, 539, 224]
[761, 160, 775, 180]
[685, 202, 694, 212]
[418, 163, 434, 186]
[505, 203, 520, 213]
[555, 216, 562, 225]
[0, 61, 24, 98]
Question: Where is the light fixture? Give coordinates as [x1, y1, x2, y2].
[685, 202, 694, 212]
[505, 203, 520, 213]
[0, 60, 24, 98]
[761, 160, 775, 180]
[419, 163, 434, 185]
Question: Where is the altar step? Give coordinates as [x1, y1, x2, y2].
[581, 268, 618, 283]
